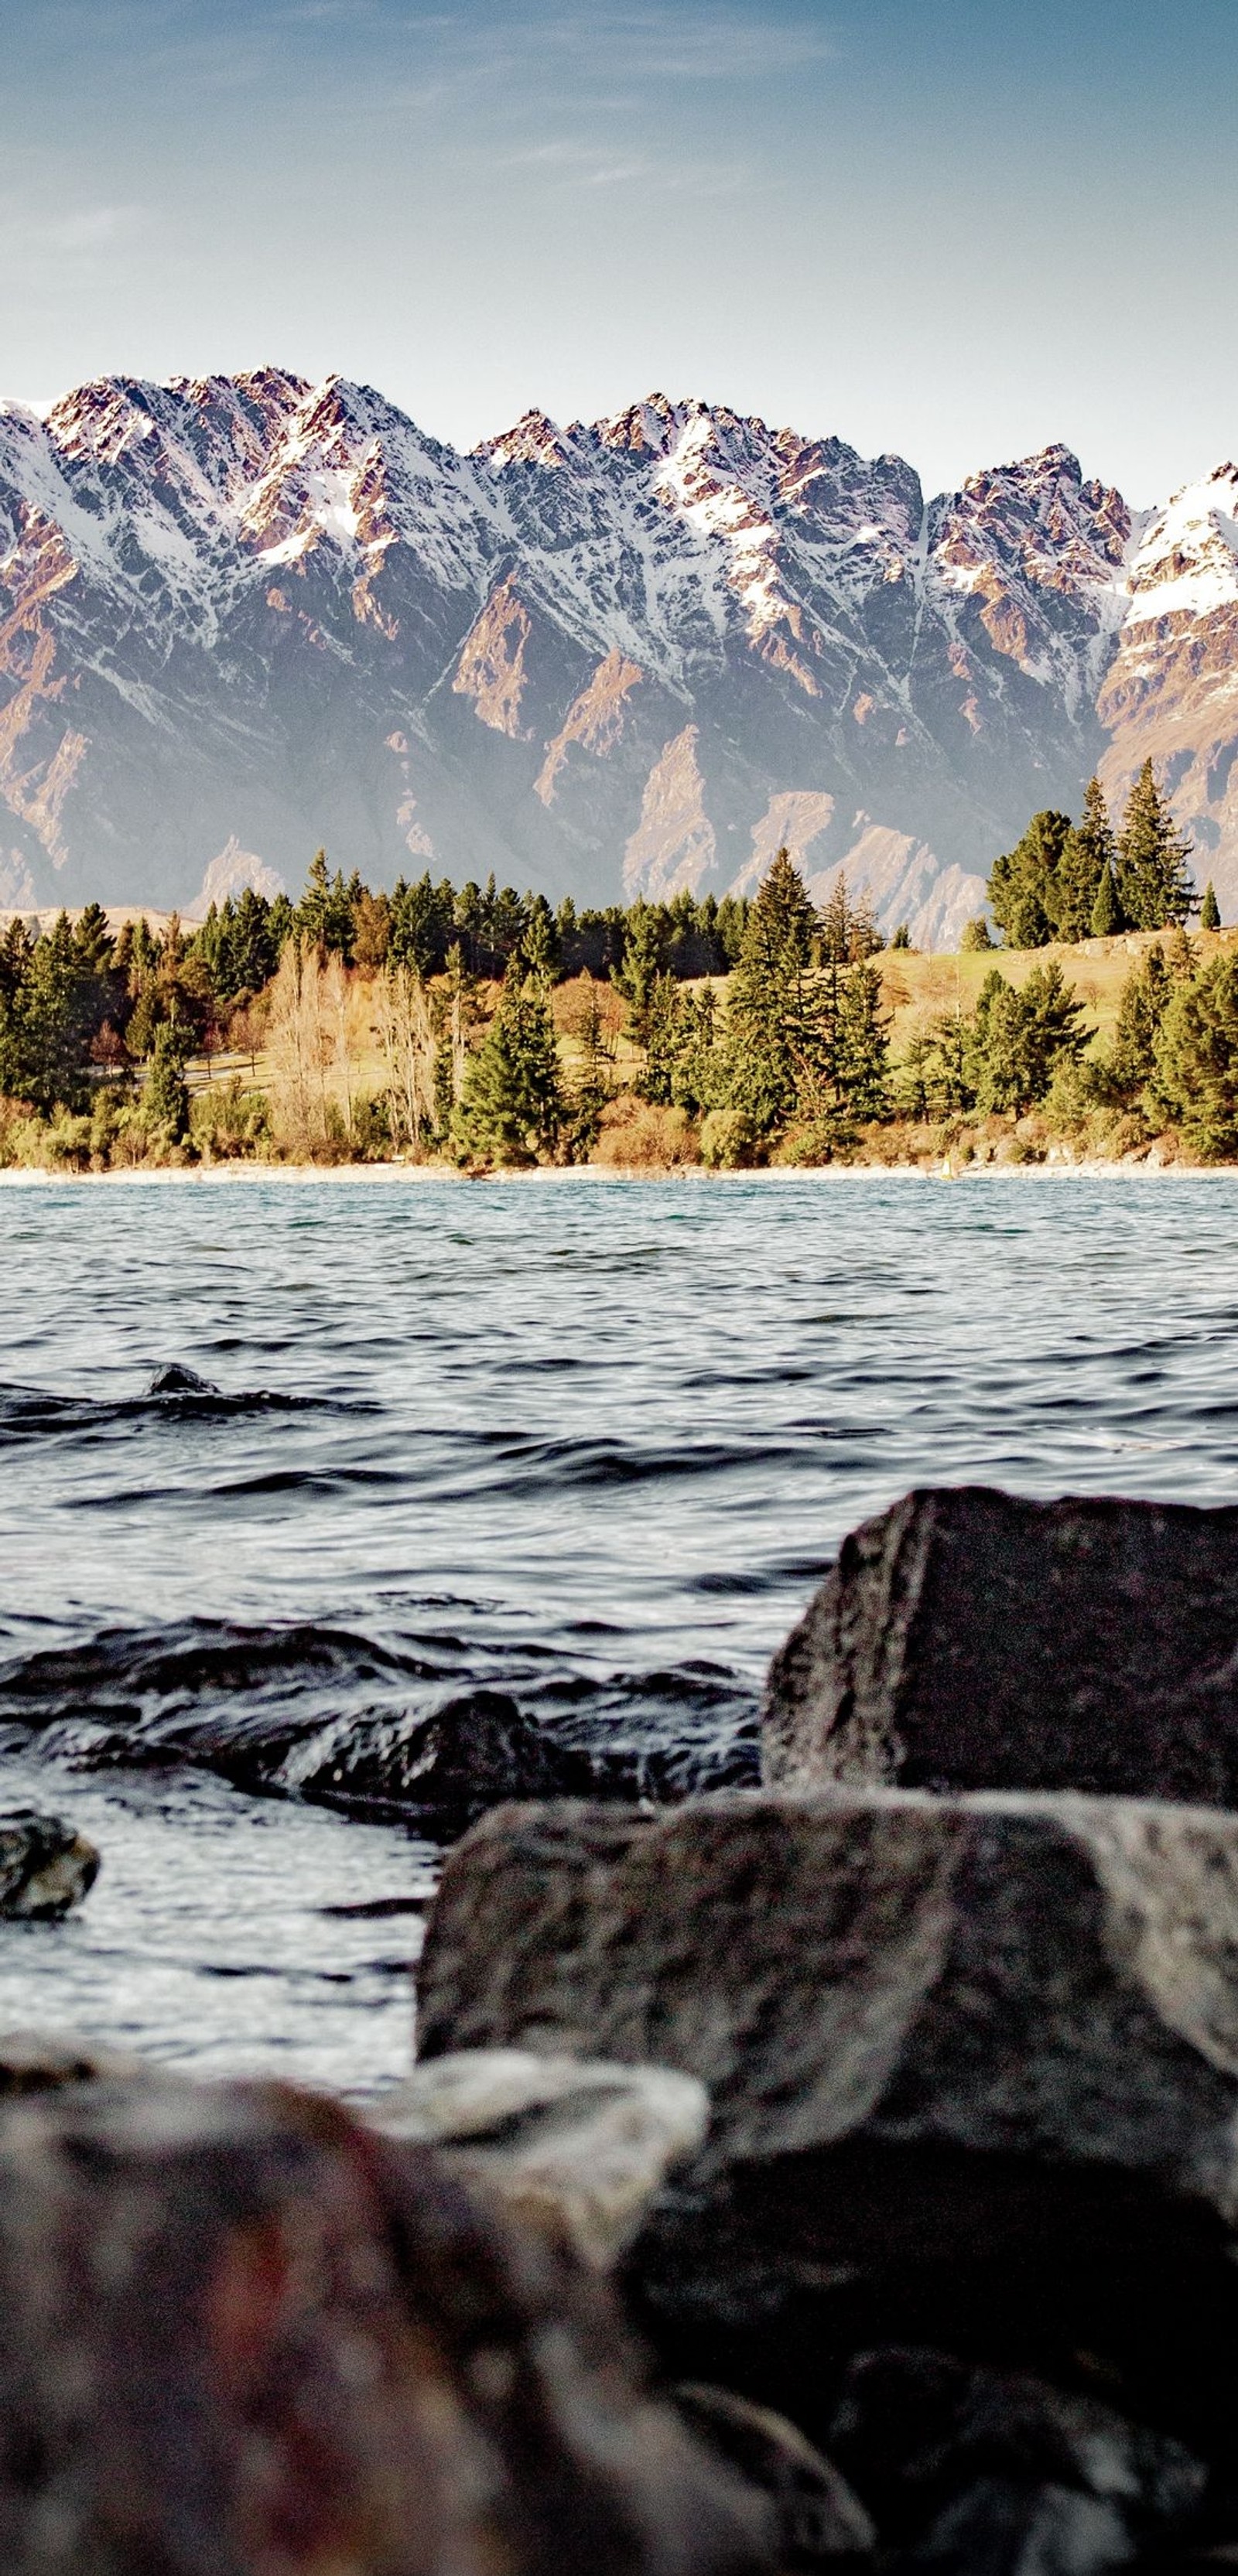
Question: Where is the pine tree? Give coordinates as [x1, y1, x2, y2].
[833, 959, 889, 1121]
[521, 898, 559, 981]
[639, 972, 686, 1105]
[1109, 948, 1173, 1097]
[1202, 880, 1222, 931]
[456, 958, 563, 1164]
[724, 849, 822, 1136]
[965, 963, 1087, 1113]
[1116, 761, 1195, 929]
[612, 903, 666, 1053]
[669, 985, 729, 1117]
[142, 1020, 190, 1142]
[1056, 777, 1116, 941]
[819, 874, 852, 965]
[1154, 954, 1238, 1156]
[297, 850, 356, 958]
[988, 811, 1072, 947]
[1090, 863, 1122, 938]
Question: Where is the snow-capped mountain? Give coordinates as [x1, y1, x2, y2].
[1, 370, 1234, 941]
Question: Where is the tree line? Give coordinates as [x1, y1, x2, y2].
[980, 761, 1219, 948]
[2, 832, 1238, 1167]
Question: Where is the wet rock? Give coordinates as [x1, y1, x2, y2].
[675, 2384, 875, 2567]
[416, 1786, 1238, 2455]
[371, 2048, 710, 2268]
[0, 2072, 774, 2575]
[762, 1485, 1238, 1803]
[0, 1809, 98, 1918]
[829, 2351, 1209, 2554]
[145, 1361, 220, 1396]
[280, 1686, 596, 1826]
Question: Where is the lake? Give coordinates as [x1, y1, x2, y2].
[2, 1167, 1236, 2096]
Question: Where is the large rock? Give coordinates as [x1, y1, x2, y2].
[0, 2072, 772, 2575]
[0, 1810, 98, 1918]
[371, 2048, 710, 2268]
[761, 1486, 1238, 1802]
[416, 1786, 1238, 2461]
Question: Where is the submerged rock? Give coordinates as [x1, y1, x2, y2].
[371, 2047, 710, 2268]
[0, 2072, 774, 2575]
[279, 1686, 597, 1825]
[145, 1361, 221, 1396]
[0, 1809, 98, 1918]
[762, 1485, 1238, 1802]
[416, 1785, 1238, 2458]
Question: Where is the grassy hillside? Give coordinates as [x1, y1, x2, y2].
[877, 925, 1238, 1061]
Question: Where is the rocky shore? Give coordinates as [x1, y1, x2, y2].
[4, 1484, 1238, 2571]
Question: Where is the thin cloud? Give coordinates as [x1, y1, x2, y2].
[496, 136, 760, 195]
[0, 203, 148, 258]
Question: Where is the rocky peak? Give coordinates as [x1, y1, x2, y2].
[1124, 464, 1238, 627]
[931, 444, 1129, 602]
[474, 411, 573, 472]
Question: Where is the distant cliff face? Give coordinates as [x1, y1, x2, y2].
[0, 371, 1234, 942]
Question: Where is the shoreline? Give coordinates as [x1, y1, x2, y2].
[0, 1156, 1234, 1187]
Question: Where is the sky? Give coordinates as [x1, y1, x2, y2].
[2, 0, 1236, 504]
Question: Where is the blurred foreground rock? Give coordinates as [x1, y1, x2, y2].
[675, 2384, 875, 2569]
[0, 2028, 146, 2095]
[416, 1785, 1238, 2479]
[371, 2046, 709, 2268]
[0, 1809, 97, 1918]
[0, 2070, 773, 2575]
[762, 1486, 1238, 1801]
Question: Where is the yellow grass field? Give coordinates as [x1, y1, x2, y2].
[875, 925, 1238, 1062]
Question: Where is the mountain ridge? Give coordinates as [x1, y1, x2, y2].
[2, 370, 1235, 941]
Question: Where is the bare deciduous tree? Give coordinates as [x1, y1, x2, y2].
[374, 960, 436, 1149]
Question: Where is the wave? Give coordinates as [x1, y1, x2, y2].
[0, 1363, 352, 1444]
[0, 1613, 759, 1831]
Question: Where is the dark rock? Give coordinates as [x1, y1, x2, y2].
[0, 2072, 774, 2574]
[0, 1809, 98, 1918]
[283, 1687, 596, 1826]
[829, 2351, 1209, 2552]
[415, 1786, 1238, 2457]
[762, 1485, 1238, 1803]
[145, 1361, 220, 1396]
[675, 2384, 875, 2566]
[902, 2479, 1131, 2576]
[371, 2047, 710, 2268]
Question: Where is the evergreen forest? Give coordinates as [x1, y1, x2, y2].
[1, 775, 1236, 1172]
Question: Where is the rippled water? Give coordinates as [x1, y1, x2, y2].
[3, 1167, 1238, 2093]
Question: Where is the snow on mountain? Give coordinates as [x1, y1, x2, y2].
[3, 371, 1238, 941]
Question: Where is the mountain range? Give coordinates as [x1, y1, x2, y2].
[2, 368, 1236, 945]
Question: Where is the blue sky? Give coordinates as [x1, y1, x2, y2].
[2, 0, 1235, 501]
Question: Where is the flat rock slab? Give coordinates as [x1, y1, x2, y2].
[416, 1785, 1238, 2455]
[0, 2072, 772, 2575]
[0, 1809, 98, 1918]
[762, 1485, 1238, 1802]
